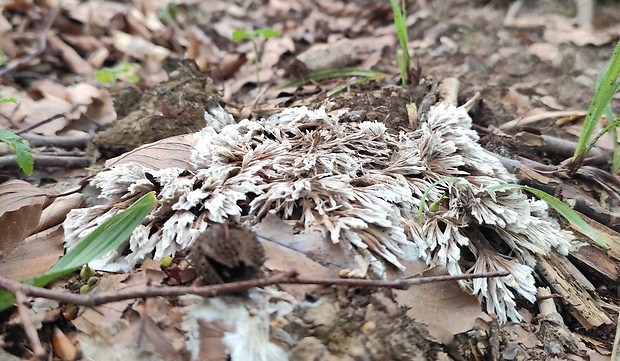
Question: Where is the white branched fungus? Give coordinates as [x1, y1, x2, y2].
[64, 103, 578, 322]
[181, 287, 294, 361]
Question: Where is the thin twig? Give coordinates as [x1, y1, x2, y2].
[14, 291, 45, 359]
[0, 154, 90, 171]
[0, 270, 509, 307]
[19, 133, 93, 148]
[15, 114, 66, 135]
[0, 269, 509, 358]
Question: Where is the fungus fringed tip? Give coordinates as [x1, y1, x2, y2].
[63, 104, 578, 323]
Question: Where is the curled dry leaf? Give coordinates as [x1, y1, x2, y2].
[105, 133, 196, 170]
[0, 180, 56, 258]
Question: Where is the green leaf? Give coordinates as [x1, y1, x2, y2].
[254, 28, 281, 38]
[232, 29, 251, 41]
[487, 184, 609, 249]
[0, 98, 16, 103]
[0, 129, 33, 175]
[0, 192, 158, 311]
[124, 75, 140, 84]
[94, 69, 116, 84]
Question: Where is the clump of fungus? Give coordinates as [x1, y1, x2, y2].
[64, 103, 578, 323]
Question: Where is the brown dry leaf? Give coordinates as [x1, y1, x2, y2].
[66, 1, 128, 28]
[544, 19, 620, 47]
[12, 96, 71, 135]
[0, 180, 55, 258]
[0, 14, 17, 57]
[528, 42, 559, 62]
[393, 264, 490, 345]
[112, 31, 170, 74]
[252, 215, 350, 298]
[104, 133, 196, 170]
[111, 315, 179, 360]
[47, 33, 93, 74]
[0, 225, 64, 280]
[72, 273, 131, 337]
[35, 193, 83, 233]
[193, 320, 230, 361]
[296, 36, 393, 72]
[503, 87, 532, 117]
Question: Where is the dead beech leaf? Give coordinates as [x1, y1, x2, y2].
[253, 215, 353, 298]
[393, 265, 490, 345]
[111, 316, 179, 360]
[503, 87, 532, 117]
[72, 274, 131, 337]
[47, 33, 93, 74]
[35, 193, 83, 233]
[105, 134, 196, 170]
[112, 31, 170, 73]
[0, 225, 64, 280]
[12, 96, 71, 135]
[0, 180, 56, 257]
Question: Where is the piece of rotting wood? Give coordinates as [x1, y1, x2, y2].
[536, 253, 612, 329]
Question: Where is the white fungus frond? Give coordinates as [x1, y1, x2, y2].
[64, 103, 579, 323]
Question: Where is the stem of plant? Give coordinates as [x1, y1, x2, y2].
[252, 38, 260, 85]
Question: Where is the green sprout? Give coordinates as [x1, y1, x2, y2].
[232, 28, 281, 85]
[0, 98, 33, 175]
[390, 0, 413, 87]
[0, 49, 7, 67]
[569, 39, 620, 174]
[94, 62, 140, 89]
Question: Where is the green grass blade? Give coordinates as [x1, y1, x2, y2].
[487, 184, 608, 249]
[48, 192, 157, 273]
[280, 68, 387, 88]
[0, 192, 158, 311]
[573, 39, 620, 162]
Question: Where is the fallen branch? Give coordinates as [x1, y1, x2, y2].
[0, 270, 509, 307]
[0, 154, 89, 170]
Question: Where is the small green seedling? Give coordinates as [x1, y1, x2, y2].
[0, 98, 33, 175]
[94, 62, 140, 89]
[569, 39, 620, 174]
[157, 3, 179, 25]
[390, 0, 413, 87]
[0, 49, 7, 67]
[79, 265, 95, 280]
[232, 28, 281, 84]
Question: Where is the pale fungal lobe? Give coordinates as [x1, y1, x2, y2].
[63, 103, 577, 322]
